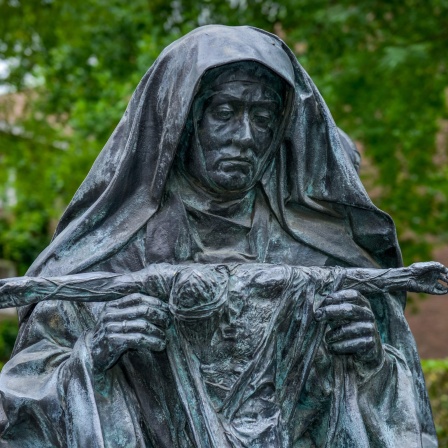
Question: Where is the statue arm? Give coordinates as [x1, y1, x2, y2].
[0, 263, 182, 308]
[339, 261, 448, 295]
[312, 262, 447, 384]
[0, 261, 446, 310]
[0, 263, 278, 309]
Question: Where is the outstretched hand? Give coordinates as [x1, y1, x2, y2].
[407, 262, 448, 295]
[0, 277, 26, 308]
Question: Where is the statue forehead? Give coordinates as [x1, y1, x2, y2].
[207, 81, 282, 104]
[198, 61, 286, 103]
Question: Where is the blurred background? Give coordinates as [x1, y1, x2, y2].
[0, 0, 448, 441]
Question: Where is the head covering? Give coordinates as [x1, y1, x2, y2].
[338, 128, 361, 173]
[15, 24, 435, 442]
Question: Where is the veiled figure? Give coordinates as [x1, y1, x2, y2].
[0, 26, 436, 447]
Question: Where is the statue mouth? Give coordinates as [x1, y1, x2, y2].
[218, 158, 253, 173]
[219, 325, 239, 340]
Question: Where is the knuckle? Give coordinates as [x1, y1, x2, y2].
[359, 322, 371, 333]
[104, 322, 116, 334]
[152, 340, 166, 352]
[337, 289, 358, 300]
[145, 307, 163, 322]
[145, 321, 154, 333]
[135, 305, 147, 315]
[127, 293, 143, 300]
[141, 294, 162, 305]
[332, 290, 349, 300]
[348, 290, 359, 299]
[134, 319, 147, 331]
[330, 343, 343, 353]
[122, 293, 142, 305]
[103, 312, 116, 322]
[340, 303, 353, 315]
[358, 295, 370, 305]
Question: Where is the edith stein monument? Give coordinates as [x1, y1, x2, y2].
[0, 25, 445, 448]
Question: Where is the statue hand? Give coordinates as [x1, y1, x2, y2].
[315, 290, 384, 371]
[89, 293, 171, 374]
[407, 261, 448, 295]
[0, 277, 26, 307]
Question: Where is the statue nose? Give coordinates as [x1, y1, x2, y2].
[232, 114, 253, 148]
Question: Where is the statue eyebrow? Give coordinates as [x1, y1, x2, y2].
[208, 92, 281, 106]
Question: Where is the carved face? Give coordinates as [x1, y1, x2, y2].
[185, 65, 285, 195]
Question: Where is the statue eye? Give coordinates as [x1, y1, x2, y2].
[251, 110, 273, 129]
[213, 106, 233, 121]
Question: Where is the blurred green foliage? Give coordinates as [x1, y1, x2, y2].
[0, 1, 447, 273]
[422, 359, 448, 444]
[0, 317, 17, 370]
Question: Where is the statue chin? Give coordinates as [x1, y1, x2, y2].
[208, 170, 255, 193]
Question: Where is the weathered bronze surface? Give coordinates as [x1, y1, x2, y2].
[0, 25, 443, 447]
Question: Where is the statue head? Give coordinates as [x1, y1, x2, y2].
[182, 61, 288, 195]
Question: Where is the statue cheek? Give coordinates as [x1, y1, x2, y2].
[215, 122, 240, 141]
[199, 124, 233, 149]
[253, 131, 274, 155]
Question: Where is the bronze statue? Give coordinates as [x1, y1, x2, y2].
[0, 25, 442, 447]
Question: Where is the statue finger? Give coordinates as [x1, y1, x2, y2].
[108, 293, 169, 312]
[103, 305, 171, 328]
[325, 322, 374, 344]
[315, 303, 374, 324]
[127, 333, 167, 352]
[139, 294, 170, 312]
[432, 262, 448, 273]
[107, 293, 144, 308]
[320, 290, 371, 309]
[432, 283, 448, 295]
[327, 336, 376, 355]
[107, 333, 167, 353]
[105, 319, 166, 341]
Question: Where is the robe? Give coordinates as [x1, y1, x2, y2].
[0, 193, 432, 447]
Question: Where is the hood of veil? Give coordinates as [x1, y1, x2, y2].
[25, 25, 402, 289]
